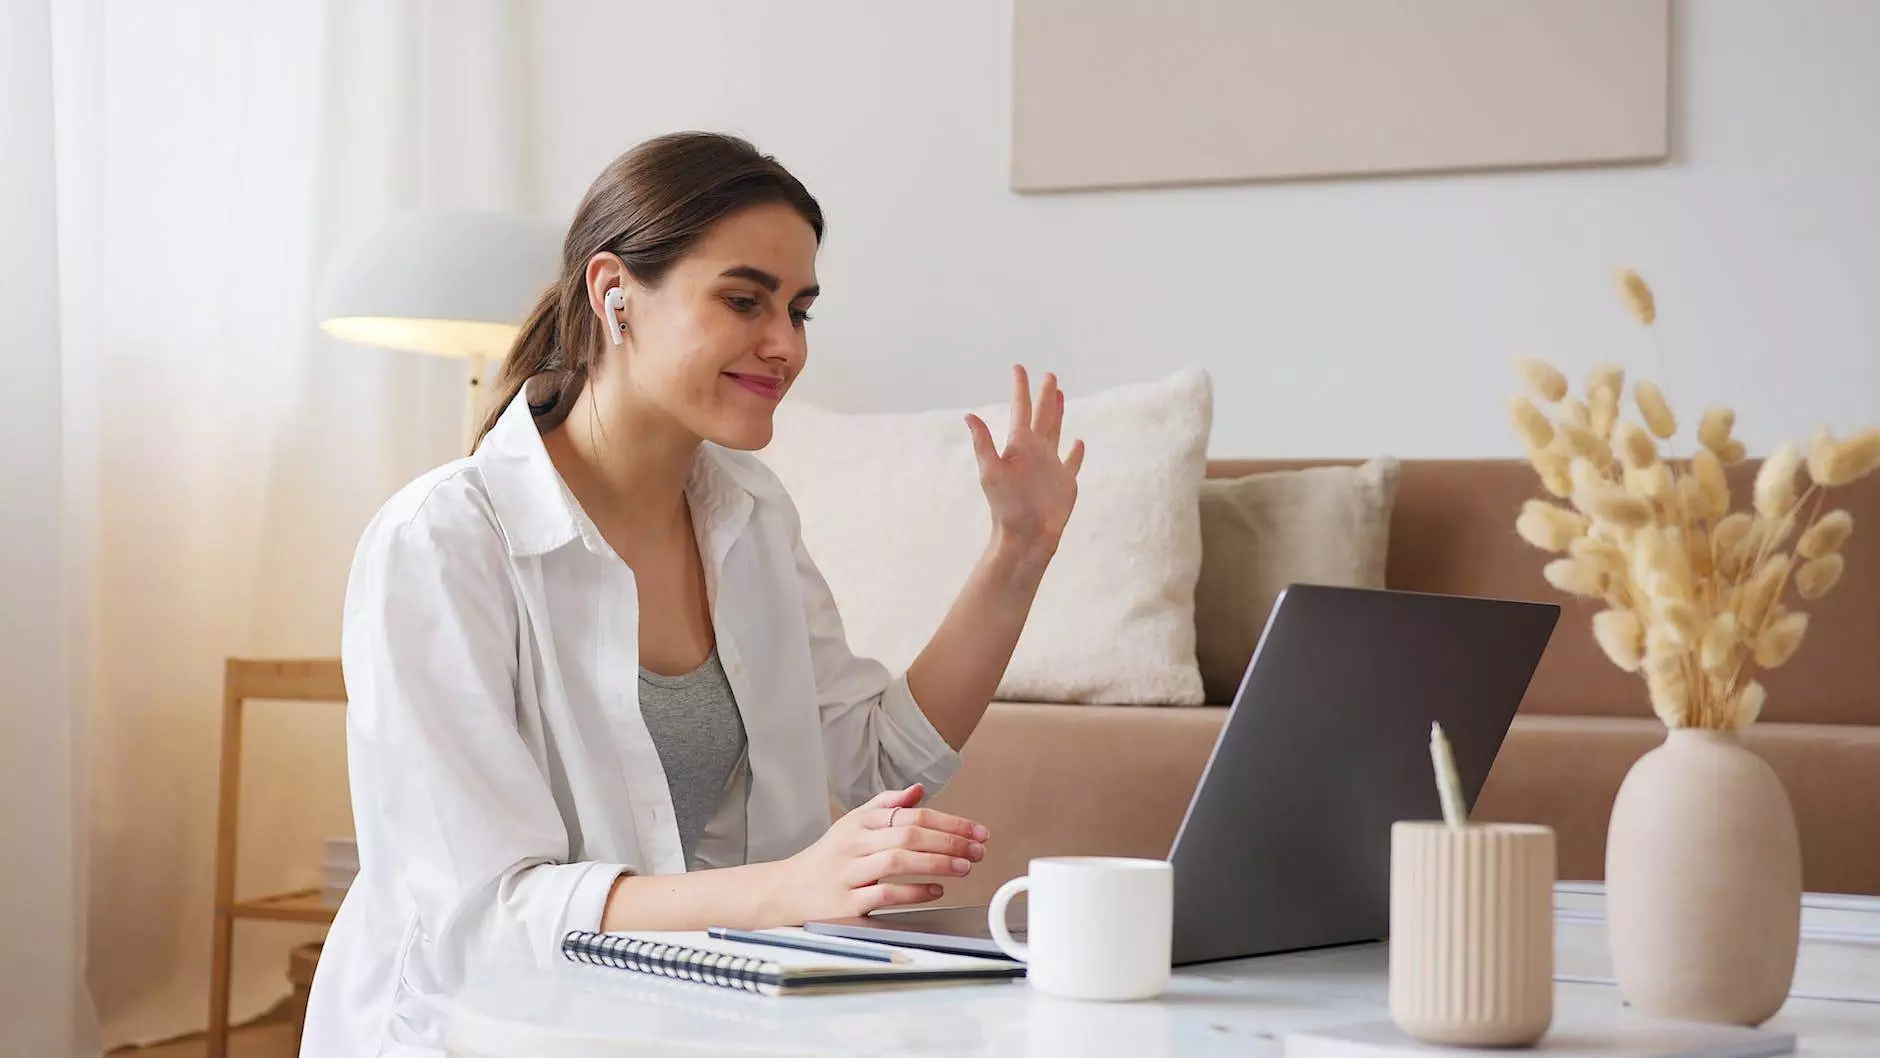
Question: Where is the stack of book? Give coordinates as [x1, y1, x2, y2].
[1552, 881, 1880, 1004]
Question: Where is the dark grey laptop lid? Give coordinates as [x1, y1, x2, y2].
[804, 585, 1558, 967]
[1168, 584, 1558, 964]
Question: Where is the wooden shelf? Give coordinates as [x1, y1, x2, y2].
[228, 888, 339, 924]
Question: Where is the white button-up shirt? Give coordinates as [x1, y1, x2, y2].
[302, 391, 961, 1057]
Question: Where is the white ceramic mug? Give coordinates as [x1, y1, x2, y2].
[987, 856, 1172, 1001]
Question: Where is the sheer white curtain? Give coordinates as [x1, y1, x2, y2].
[49, 0, 538, 1045]
[2, 0, 98, 1052]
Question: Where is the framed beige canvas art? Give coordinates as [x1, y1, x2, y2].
[1011, 0, 1671, 192]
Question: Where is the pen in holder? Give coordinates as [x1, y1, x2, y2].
[1389, 724, 1556, 1047]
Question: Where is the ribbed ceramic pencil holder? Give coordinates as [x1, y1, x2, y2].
[1388, 822, 1557, 1047]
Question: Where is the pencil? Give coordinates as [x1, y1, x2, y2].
[706, 926, 912, 964]
[1429, 722, 1468, 829]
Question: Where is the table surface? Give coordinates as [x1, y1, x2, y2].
[450, 922, 1880, 1058]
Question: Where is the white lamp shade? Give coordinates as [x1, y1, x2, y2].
[316, 210, 562, 359]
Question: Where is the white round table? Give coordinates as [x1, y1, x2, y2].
[448, 936, 1880, 1057]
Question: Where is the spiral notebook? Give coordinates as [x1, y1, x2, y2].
[561, 928, 1026, 996]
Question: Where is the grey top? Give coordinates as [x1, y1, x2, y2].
[637, 649, 748, 866]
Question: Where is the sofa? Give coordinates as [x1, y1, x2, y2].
[929, 458, 1880, 902]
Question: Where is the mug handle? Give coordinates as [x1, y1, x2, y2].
[987, 875, 1030, 962]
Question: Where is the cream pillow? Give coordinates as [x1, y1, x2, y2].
[1194, 459, 1401, 703]
[759, 368, 1211, 705]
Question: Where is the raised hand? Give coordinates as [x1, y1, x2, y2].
[963, 366, 1086, 555]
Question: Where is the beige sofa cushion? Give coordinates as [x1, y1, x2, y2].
[760, 368, 1211, 705]
[1193, 458, 1400, 703]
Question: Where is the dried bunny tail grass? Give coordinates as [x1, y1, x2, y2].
[1732, 680, 1767, 729]
[1589, 386, 1620, 440]
[1798, 509, 1854, 559]
[1544, 557, 1605, 598]
[1616, 420, 1659, 469]
[1558, 398, 1592, 431]
[1797, 553, 1845, 600]
[1570, 534, 1629, 587]
[1718, 439, 1748, 465]
[1559, 421, 1613, 463]
[1570, 457, 1609, 494]
[1736, 552, 1793, 634]
[1617, 268, 1657, 326]
[1754, 610, 1810, 669]
[1634, 380, 1678, 440]
[1577, 485, 1653, 530]
[1634, 526, 1692, 603]
[1592, 610, 1645, 672]
[1701, 671, 1734, 726]
[1646, 664, 1689, 727]
[1754, 441, 1803, 519]
[1807, 427, 1838, 486]
[1756, 513, 1795, 552]
[1687, 521, 1714, 578]
[1657, 599, 1704, 646]
[1587, 363, 1626, 398]
[1698, 407, 1737, 453]
[1673, 473, 1702, 519]
[1700, 612, 1739, 672]
[1643, 624, 1684, 671]
[1691, 448, 1731, 520]
[1516, 500, 1589, 552]
[1712, 512, 1754, 577]
[1531, 446, 1574, 498]
[1515, 357, 1569, 403]
[1509, 397, 1555, 451]
[1821, 427, 1880, 486]
[1624, 462, 1674, 502]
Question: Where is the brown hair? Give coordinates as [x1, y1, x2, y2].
[475, 132, 823, 446]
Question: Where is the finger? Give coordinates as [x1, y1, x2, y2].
[1008, 364, 1032, 446]
[852, 848, 974, 885]
[963, 414, 1000, 471]
[889, 806, 989, 842]
[1065, 438, 1086, 478]
[855, 784, 923, 820]
[1034, 372, 1063, 447]
[868, 825, 986, 862]
[854, 882, 945, 915]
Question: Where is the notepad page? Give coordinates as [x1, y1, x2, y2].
[614, 928, 1016, 975]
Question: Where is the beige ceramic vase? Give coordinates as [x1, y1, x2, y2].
[1606, 728, 1801, 1026]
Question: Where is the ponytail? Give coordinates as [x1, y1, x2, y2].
[473, 283, 590, 449]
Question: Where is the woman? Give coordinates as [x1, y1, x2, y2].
[302, 132, 1084, 1056]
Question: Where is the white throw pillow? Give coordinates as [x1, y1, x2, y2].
[759, 368, 1211, 705]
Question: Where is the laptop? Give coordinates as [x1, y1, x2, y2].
[806, 585, 1559, 966]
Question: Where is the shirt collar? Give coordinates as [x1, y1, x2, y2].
[475, 384, 774, 560]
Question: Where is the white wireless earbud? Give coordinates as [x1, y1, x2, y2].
[603, 287, 626, 346]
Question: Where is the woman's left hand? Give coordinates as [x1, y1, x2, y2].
[964, 365, 1086, 558]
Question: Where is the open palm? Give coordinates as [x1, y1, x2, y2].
[964, 366, 1086, 552]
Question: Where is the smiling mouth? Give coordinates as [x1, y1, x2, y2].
[724, 372, 784, 400]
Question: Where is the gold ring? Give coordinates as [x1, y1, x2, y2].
[888, 807, 900, 828]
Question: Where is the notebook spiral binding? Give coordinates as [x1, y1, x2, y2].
[562, 930, 776, 995]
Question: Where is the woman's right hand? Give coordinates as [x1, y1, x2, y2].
[769, 783, 990, 923]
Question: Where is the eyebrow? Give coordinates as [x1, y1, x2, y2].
[721, 265, 819, 300]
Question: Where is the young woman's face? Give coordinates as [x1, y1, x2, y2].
[607, 202, 819, 451]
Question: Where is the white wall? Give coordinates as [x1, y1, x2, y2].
[0, 0, 90, 1053]
[524, 0, 1880, 458]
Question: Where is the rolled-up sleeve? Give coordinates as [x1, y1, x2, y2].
[342, 508, 628, 984]
[789, 528, 961, 811]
